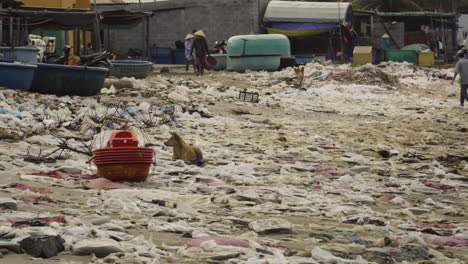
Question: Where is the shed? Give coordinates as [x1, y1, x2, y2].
[263, 1, 354, 60]
[264, 1, 352, 24]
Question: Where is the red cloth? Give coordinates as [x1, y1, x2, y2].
[6, 183, 53, 194]
[31, 170, 98, 180]
[424, 181, 456, 191]
[82, 178, 129, 190]
[421, 234, 468, 247]
[8, 216, 67, 228]
[318, 146, 340, 150]
[13, 195, 55, 204]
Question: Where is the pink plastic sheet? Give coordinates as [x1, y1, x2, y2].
[421, 234, 468, 247]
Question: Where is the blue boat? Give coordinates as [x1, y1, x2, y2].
[0, 47, 38, 64]
[30, 64, 108, 96]
[0, 62, 37, 91]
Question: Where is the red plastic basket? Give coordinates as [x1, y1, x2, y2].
[94, 147, 153, 152]
[94, 154, 153, 158]
[107, 131, 139, 148]
[96, 162, 152, 181]
[93, 131, 154, 181]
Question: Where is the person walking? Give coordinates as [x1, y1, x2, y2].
[190, 30, 210, 76]
[184, 34, 195, 73]
[452, 51, 468, 107]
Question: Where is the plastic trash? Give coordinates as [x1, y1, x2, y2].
[19, 235, 65, 258]
[448, 85, 456, 97]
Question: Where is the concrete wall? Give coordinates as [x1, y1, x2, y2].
[97, 0, 273, 57]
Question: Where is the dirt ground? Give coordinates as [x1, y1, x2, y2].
[0, 65, 467, 263]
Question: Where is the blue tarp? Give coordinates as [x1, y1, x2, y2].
[271, 22, 337, 30]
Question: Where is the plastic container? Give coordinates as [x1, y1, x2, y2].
[227, 34, 291, 57]
[30, 64, 108, 96]
[353, 46, 372, 65]
[226, 34, 289, 72]
[227, 54, 281, 72]
[0, 47, 38, 64]
[210, 54, 227, 71]
[96, 163, 152, 181]
[0, 62, 37, 91]
[384, 49, 417, 63]
[418, 52, 434, 67]
[172, 49, 186, 65]
[108, 60, 153, 79]
[150, 47, 173, 64]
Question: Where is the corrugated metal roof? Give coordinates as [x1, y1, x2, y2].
[263, 1, 352, 23]
[95, 0, 167, 5]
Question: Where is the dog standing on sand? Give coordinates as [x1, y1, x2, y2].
[164, 132, 206, 164]
[294, 65, 305, 87]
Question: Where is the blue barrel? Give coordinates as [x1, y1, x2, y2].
[150, 47, 173, 64]
[30, 64, 108, 96]
[0, 47, 38, 64]
[0, 62, 37, 91]
[372, 50, 381, 65]
[172, 49, 186, 64]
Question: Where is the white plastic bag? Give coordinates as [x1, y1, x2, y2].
[448, 85, 456, 97]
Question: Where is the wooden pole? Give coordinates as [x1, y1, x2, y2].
[146, 16, 150, 61]
[83, 30, 87, 55]
[92, 0, 101, 52]
[0, 19, 3, 45]
[16, 17, 20, 46]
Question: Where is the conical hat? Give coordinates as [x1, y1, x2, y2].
[382, 34, 390, 38]
[194, 30, 206, 38]
[185, 34, 194, 40]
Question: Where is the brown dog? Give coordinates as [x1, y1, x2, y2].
[294, 65, 305, 87]
[164, 132, 205, 164]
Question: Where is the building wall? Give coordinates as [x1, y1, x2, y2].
[97, 0, 272, 58]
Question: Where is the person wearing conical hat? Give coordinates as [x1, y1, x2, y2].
[184, 33, 195, 73]
[190, 30, 210, 76]
[381, 34, 390, 50]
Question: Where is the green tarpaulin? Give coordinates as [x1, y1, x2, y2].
[402, 44, 430, 52]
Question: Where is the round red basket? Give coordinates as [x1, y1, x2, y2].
[93, 132, 154, 181]
[96, 162, 152, 181]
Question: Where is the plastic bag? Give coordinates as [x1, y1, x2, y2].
[19, 235, 65, 258]
[448, 85, 456, 97]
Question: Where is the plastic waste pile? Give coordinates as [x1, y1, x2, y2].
[0, 61, 466, 263]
